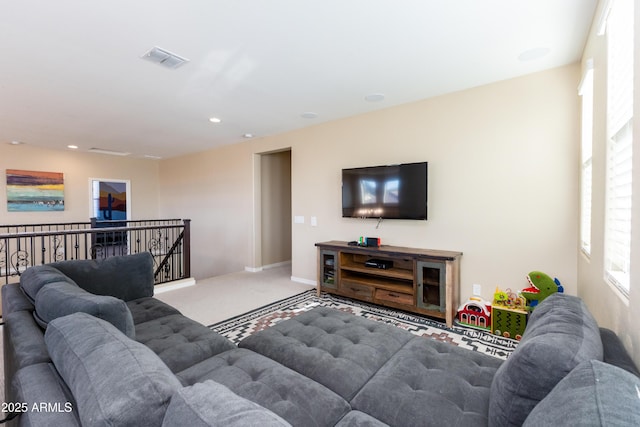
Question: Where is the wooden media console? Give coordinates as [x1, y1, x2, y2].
[316, 241, 462, 327]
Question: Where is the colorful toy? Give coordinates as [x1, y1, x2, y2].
[521, 271, 563, 310]
[492, 304, 528, 340]
[456, 297, 492, 331]
[492, 287, 527, 310]
[491, 287, 528, 340]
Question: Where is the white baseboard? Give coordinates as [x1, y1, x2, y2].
[154, 277, 196, 294]
[245, 260, 292, 273]
[291, 276, 317, 286]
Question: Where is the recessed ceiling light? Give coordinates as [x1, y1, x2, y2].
[144, 154, 162, 159]
[301, 112, 318, 119]
[518, 47, 551, 62]
[365, 93, 385, 102]
[9, 140, 23, 145]
[67, 145, 78, 149]
[243, 133, 254, 138]
[209, 117, 221, 123]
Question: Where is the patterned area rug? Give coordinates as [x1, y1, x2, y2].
[210, 290, 517, 360]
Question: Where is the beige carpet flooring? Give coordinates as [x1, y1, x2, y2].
[155, 265, 314, 326]
[0, 265, 313, 406]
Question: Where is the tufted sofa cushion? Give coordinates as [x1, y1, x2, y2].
[163, 380, 292, 427]
[45, 312, 182, 427]
[239, 306, 414, 400]
[35, 281, 135, 337]
[126, 296, 182, 324]
[20, 265, 78, 303]
[176, 347, 351, 426]
[489, 293, 604, 427]
[134, 313, 236, 373]
[335, 411, 390, 426]
[523, 360, 640, 426]
[350, 336, 503, 425]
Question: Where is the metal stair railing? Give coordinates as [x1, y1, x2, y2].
[0, 219, 191, 285]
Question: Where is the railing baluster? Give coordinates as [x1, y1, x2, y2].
[41, 235, 46, 265]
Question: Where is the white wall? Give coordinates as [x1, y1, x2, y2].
[287, 65, 580, 294]
[158, 142, 255, 279]
[161, 65, 580, 303]
[0, 144, 160, 224]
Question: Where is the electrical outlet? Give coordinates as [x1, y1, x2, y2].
[472, 283, 482, 296]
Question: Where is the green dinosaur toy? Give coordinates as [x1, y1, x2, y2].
[521, 271, 563, 309]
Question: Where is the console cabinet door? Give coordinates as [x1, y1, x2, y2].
[319, 249, 338, 290]
[416, 260, 446, 312]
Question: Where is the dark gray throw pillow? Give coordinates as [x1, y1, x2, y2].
[523, 360, 640, 426]
[20, 265, 78, 303]
[50, 252, 154, 301]
[45, 312, 181, 427]
[35, 281, 135, 338]
[488, 293, 603, 427]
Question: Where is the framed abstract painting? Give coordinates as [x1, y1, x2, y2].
[6, 169, 65, 212]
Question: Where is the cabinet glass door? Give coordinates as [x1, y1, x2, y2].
[320, 250, 337, 289]
[417, 261, 445, 312]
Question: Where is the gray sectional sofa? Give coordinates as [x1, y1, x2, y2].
[3, 253, 640, 426]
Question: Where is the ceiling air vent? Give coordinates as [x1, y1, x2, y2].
[89, 148, 131, 156]
[141, 46, 189, 69]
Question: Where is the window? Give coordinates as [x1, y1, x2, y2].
[604, 0, 634, 294]
[579, 60, 594, 256]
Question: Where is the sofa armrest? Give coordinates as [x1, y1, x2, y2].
[2, 283, 33, 316]
[600, 328, 640, 377]
[3, 310, 50, 403]
[11, 363, 80, 427]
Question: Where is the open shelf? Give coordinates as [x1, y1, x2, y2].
[340, 271, 413, 293]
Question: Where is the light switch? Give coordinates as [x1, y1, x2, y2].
[294, 215, 305, 224]
[311, 216, 318, 226]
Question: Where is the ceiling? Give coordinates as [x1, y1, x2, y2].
[1, 0, 597, 159]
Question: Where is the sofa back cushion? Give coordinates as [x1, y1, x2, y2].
[35, 281, 135, 338]
[20, 265, 78, 303]
[523, 360, 640, 426]
[488, 293, 603, 427]
[162, 380, 291, 427]
[50, 252, 154, 301]
[45, 312, 181, 427]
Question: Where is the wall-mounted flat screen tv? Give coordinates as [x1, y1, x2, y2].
[342, 162, 428, 220]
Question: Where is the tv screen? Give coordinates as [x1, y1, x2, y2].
[342, 162, 428, 220]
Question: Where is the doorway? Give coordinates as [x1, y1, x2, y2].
[256, 149, 292, 269]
